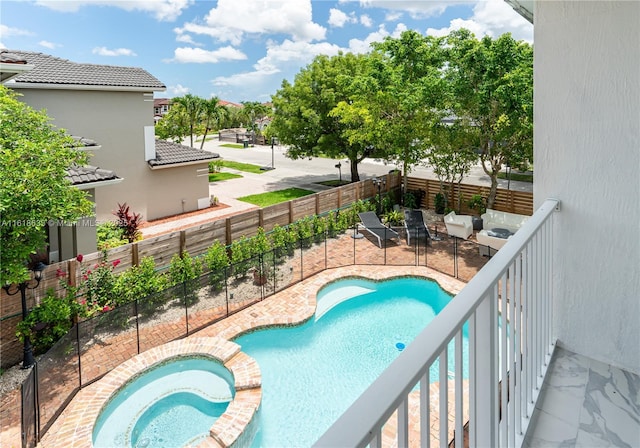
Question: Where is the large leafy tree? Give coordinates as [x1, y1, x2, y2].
[427, 120, 479, 211]
[270, 52, 382, 181]
[155, 104, 190, 143]
[446, 29, 533, 208]
[334, 30, 449, 194]
[0, 86, 93, 285]
[171, 93, 203, 147]
[240, 101, 271, 134]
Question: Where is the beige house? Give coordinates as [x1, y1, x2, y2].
[3, 50, 218, 261]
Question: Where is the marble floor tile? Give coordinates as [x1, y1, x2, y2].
[524, 347, 640, 448]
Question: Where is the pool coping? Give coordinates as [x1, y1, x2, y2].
[39, 266, 466, 448]
[41, 337, 261, 448]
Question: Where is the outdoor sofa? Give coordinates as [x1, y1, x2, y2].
[444, 211, 473, 239]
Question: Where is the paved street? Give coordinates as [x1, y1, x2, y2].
[199, 138, 532, 203]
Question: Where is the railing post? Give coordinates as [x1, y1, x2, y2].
[473, 293, 498, 447]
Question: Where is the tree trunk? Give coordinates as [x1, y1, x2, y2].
[487, 176, 499, 209]
[200, 128, 209, 150]
[350, 160, 360, 182]
[403, 161, 408, 198]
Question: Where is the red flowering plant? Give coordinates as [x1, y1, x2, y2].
[57, 253, 121, 318]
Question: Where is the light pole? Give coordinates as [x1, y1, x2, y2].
[3, 261, 46, 369]
[372, 176, 386, 216]
[335, 162, 342, 183]
[271, 136, 277, 169]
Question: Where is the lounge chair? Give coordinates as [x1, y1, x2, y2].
[403, 209, 433, 245]
[357, 211, 400, 248]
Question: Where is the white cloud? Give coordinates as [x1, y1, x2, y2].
[170, 84, 190, 96]
[347, 23, 407, 54]
[171, 46, 247, 63]
[182, 0, 326, 45]
[0, 24, 33, 38]
[38, 40, 60, 49]
[92, 47, 137, 57]
[35, 0, 192, 21]
[212, 39, 342, 90]
[384, 11, 402, 22]
[360, 14, 373, 27]
[426, 0, 533, 43]
[174, 31, 201, 46]
[328, 8, 356, 28]
[360, 0, 472, 19]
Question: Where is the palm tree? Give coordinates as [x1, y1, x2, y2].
[199, 97, 229, 149]
[172, 94, 203, 147]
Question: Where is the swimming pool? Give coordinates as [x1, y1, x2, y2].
[92, 356, 235, 448]
[234, 276, 468, 447]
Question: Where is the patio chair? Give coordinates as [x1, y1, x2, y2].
[403, 209, 434, 246]
[357, 211, 400, 248]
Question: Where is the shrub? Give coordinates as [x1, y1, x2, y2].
[269, 224, 288, 260]
[16, 288, 84, 354]
[230, 236, 253, 279]
[114, 257, 167, 305]
[467, 194, 486, 215]
[77, 254, 119, 311]
[209, 159, 223, 173]
[311, 215, 327, 243]
[404, 191, 417, 209]
[383, 210, 404, 226]
[96, 221, 127, 251]
[203, 241, 230, 290]
[168, 252, 203, 305]
[114, 202, 143, 243]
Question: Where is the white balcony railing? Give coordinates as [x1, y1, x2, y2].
[315, 198, 560, 448]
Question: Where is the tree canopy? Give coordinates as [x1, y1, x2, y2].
[0, 86, 93, 285]
[270, 52, 384, 181]
[445, 29, 533, 207]
[270, 29, 532, 202]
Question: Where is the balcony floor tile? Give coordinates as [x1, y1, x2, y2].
[524, 347, 640, 447]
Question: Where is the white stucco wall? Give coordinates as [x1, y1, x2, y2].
[534, 1, 640, 373]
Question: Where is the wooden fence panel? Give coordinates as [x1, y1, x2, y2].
[228, 210, 261, 241]
[339, 183, 358, 207]
[102, 244, 134, 273]
[184, 221, 227, 257]
[137, 232, 181, 267]
[261, 203, 290, 232]
[317, 190, 339, 215]
[291, 196, 317, 222]
[404, 177, 532, 216]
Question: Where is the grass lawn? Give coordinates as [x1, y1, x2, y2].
[219, 160, 265, 174]
[220, 143, 245, 149]
[238, 188, 315, 207]
[497, 171, 533, 182]
[209, 172, 243, 182]
[317, 179, 352, 187]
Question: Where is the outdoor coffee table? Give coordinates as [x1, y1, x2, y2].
[487, 228, 514, 239]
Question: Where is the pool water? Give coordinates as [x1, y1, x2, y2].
[93, 357, 234, 448]
[234, 277, 468, 447]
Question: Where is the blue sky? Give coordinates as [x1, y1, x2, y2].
[1, 0, 532, 103]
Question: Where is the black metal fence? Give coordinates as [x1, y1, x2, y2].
[18, 226, 495, 447]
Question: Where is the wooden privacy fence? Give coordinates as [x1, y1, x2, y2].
[0, 173, 532, 368]
[406, 177, 533, 216]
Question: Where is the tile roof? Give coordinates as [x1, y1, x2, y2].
[3, 50, 165, 90]
[67, 165, 120, 186]
[149, 139, 219, 167]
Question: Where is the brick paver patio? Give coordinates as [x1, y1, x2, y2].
[1, 229, 487, 448]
